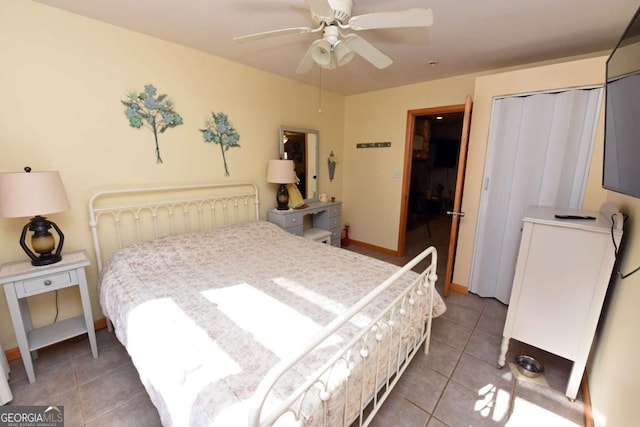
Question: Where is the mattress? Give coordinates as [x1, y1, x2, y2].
[98, 221, 446, 426]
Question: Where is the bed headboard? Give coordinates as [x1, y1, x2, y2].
[88, 181, 260, 272]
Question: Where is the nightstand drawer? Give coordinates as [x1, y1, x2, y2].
[17, 270, 77, 297]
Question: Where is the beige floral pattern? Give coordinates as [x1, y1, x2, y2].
[99, 221, 446, 426]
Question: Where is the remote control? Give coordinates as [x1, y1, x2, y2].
[554, 214, 596, 220]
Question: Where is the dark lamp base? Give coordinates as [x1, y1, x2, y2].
[31, 253, 63, 266]
[276, 183, 290, 210]
[20, 215, 65, 267]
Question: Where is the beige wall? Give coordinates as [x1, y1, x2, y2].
[589, 194, 640, 427]
[0, 0, 344, 349]
[343, 75, 476, 250]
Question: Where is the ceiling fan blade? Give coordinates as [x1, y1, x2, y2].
[296, 40, 322, 74]
[347, 8, 433, 31]
[305, 0, 335, 22]
[344, 34, 392, 69]
[234, 26, 312, 42]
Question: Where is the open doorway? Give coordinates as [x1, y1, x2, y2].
[404, 113, 462, 271]
[407, 114, 462, 232]
[399, 97, 473, 295]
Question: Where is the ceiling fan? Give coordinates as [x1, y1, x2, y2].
[234, 0, 433, 73]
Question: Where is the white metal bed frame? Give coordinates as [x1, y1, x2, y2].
[88, 181, 438, 426]
[88, 181, 261, 272]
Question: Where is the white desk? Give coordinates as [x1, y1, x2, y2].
[0, 250, 98, 383]
[267, 201, 342, 247]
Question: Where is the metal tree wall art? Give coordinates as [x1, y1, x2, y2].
[200, 112, 240, 176]
[122, 84, 183, 164]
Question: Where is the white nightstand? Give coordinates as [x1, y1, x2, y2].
[0, 341, 11, 405]
[0, 250, 98, 383]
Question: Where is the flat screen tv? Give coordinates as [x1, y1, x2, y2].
[603, 6, 640, 198]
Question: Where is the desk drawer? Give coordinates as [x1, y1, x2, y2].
[17, 271, 77, 297]
[328, 204, 341, 218]
[268, 211, 304, 229]
[329, 227, 341, 247]
[329, 216, 340, 229]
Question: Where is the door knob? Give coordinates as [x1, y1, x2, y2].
[447, 210, 465, 218]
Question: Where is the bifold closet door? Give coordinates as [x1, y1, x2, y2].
[469, 87, 603, 303]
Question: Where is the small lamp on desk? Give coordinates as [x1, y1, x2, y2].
[266, 159, 296, 210]
[0, 167, 71, 266]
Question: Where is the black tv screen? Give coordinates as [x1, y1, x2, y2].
[603, 6, 640, 198]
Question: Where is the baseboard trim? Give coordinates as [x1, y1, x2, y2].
[449, 282, 468, 295]
[4, 318, 108, 362]
[347, 239, 399, 256]
[5, 347, 20, 363]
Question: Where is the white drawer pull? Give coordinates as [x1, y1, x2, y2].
[44, 280, 52, 286]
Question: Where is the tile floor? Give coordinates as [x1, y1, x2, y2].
[3, 216, 586, 426]
[350, 215, 587, 426]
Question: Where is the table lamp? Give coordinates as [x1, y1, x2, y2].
[266, 160, 296, 210]
[0, 167, 71, 266]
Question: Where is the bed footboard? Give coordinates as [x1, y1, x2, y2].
[250, 246, 438, 427]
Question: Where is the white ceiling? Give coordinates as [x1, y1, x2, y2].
[33, 0, 640, 95]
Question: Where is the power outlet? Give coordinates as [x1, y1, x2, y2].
[393, 169, 402, 179]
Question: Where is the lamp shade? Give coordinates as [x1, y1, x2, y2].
[0, 170, 71, 218]
[266, 160, 296, 184]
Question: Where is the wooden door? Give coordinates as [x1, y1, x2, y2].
[444, 95, 472, 296]
[399, 95, 473, 297]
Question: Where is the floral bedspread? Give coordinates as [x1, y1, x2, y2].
[98, 221, 446, 426]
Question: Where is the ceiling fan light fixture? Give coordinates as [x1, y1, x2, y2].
[238, 1, 434, 75]
[333, 40, 354, 66]
[311, 39, 333, 67]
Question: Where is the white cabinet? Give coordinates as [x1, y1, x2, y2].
[498, 204, 623, 400]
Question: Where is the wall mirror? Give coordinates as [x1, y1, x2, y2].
[279, 126, 319, 202]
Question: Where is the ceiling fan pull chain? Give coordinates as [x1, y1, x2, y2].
[318, 67, 323, 113]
